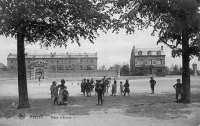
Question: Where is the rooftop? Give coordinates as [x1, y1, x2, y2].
[7, 52, 98, 59]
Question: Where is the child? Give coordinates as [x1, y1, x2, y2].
[149, 77, 156, 94]
[96, 80, 103, 106]
[58, 79, 67, 105]
[173, 79, 182, 102]
[111, 80, 117, 96]
[120, 81, 124, 95]
[124, 79, 130, 96]
[50, 81, 59, 105]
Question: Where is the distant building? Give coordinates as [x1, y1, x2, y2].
[0, 62, 6, 71]
[130, 46, 166, 76]
[7, 52, 98, 79]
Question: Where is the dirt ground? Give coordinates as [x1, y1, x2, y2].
[0, 76, 200, 126]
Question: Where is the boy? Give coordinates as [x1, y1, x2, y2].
[120, 81, 124, 95]
[124, 79, 130, 96]
[173, 79, 182, 102]
[50, 81, 59, 105]
[111, 80, 117, 96]
[149, 77, 156, 94]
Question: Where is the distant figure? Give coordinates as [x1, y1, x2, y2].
[95, 80, 99, 96]
[102, 76, 107, 96]
[50, 81, 59, 105]
[90, 78, 95, 92]
[120, 81, 124, 95]
[149, 77, 156, 94]
[81, 79, 84, 95]
[62, 89, 69, 105]
[86, 79, 91, 97]
[58, 79, 67, 105]
[83, 79, 87, 97]
[96, 80, 103, 106]
[111, 80, 117, 96]
[39, 72, 42, 82]
[173, 79, 183, 102]
[124, 80, 130, 96]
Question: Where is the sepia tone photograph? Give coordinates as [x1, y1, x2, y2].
[0, 0, 200, 126]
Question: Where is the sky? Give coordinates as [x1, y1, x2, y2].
[0, 27, 199, 70]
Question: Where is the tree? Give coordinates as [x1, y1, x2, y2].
[0, 0, 111, 108]
[99, 64, 107, 70]
[109, 63, 121, 70]
[120, 64, 130, 76]
[111, 0, 200, 103]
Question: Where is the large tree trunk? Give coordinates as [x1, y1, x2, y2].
[181, 30, 191, 103]
[17, 28, 30, 108]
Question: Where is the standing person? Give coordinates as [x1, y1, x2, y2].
[83, 79, 87, 97]
[87, 79, 91, 97]
[58, 79, 67, 105]
[81, 79, 84, 95]
[149, 77, 156, 94]
[95, 80, 99, 96]
[173, 79, 183, 102]
[50, 81, 59, 105]
[111, 80, 117, 96]
[90, 78, 95, 92]
[124, 79, 130, 96]
[120, 81, 124, 95]
[96, 80, 103, 106]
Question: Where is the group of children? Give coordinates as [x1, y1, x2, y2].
[50, 77, 183, 106]
[50, 79, 69, 106]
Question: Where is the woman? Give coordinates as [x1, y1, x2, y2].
[58, 79, 67, 105]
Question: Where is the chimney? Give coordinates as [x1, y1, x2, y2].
[161, 46, 163, 50]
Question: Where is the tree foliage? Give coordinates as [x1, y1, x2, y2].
[120, 63, 130, 76]
[0, 0, 111, 46]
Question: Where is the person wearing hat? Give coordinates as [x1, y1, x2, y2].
[124, 79, 130, 96]
[111, 80, 117, 96]
[120, 81, 124, 95]
[96, 80, 103, 106]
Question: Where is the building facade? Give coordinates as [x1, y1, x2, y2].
[130, 46, 166, 76]
[7, 52, 98, 79]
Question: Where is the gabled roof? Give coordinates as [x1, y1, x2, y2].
[0, 62, 5, 69]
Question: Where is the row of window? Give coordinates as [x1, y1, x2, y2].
[10, 58, 94, 64]
[135, 60, 165, 65]
[137, 51, 161, 56]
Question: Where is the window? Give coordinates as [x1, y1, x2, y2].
[11, 60, 13, 63]
[80, 59, 82, 62]
[145, 60, 148, 65]
[62, 59, 64, 64]
[69, 59, 71, 63]
[157, 51, 161, 55]
[28, 60, 30, 63]
[80, 65, 83, 70]
[138, 51, 142, 55]
[135, 61, 138, 65]
[91, 59, 93, 62]
[162, 60, 165, 65]
[157, 60, 161, 65]
[57, 60, 59, 63]
[51, 60, 53, 63]
[148, 51, 151, 55]
[153, 60, 156, 65]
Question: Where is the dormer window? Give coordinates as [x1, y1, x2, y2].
[148, 51, 151, 55]
[138, 51, 142, 55]
[157, 51, 161, 55]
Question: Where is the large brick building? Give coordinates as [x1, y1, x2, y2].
[7, 52, 98, 79]
[130, 46, 166, 76]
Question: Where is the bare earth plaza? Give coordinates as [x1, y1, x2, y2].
[1, 0, 200, 126]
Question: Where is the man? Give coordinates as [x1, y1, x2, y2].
[149, 77, 156, 94]
[58, 79, 67, 105]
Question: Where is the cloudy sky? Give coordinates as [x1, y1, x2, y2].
[0, 27, 199, 69]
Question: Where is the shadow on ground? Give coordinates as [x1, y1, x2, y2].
[1, 92, 200, 119]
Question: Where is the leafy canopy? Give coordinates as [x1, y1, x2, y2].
[0, 0, 111, 47]
[111, 0, 200, 58]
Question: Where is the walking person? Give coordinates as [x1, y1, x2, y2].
[149, 77, 156, 94]
[124, 79, 130, 96]
[86, 79, 91, 97]
[173, 79, 183, 102]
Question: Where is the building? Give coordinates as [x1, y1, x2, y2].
[0, 62, 6, 71]
[130, 46, 166, 76]
[7, 52, 98, 79]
